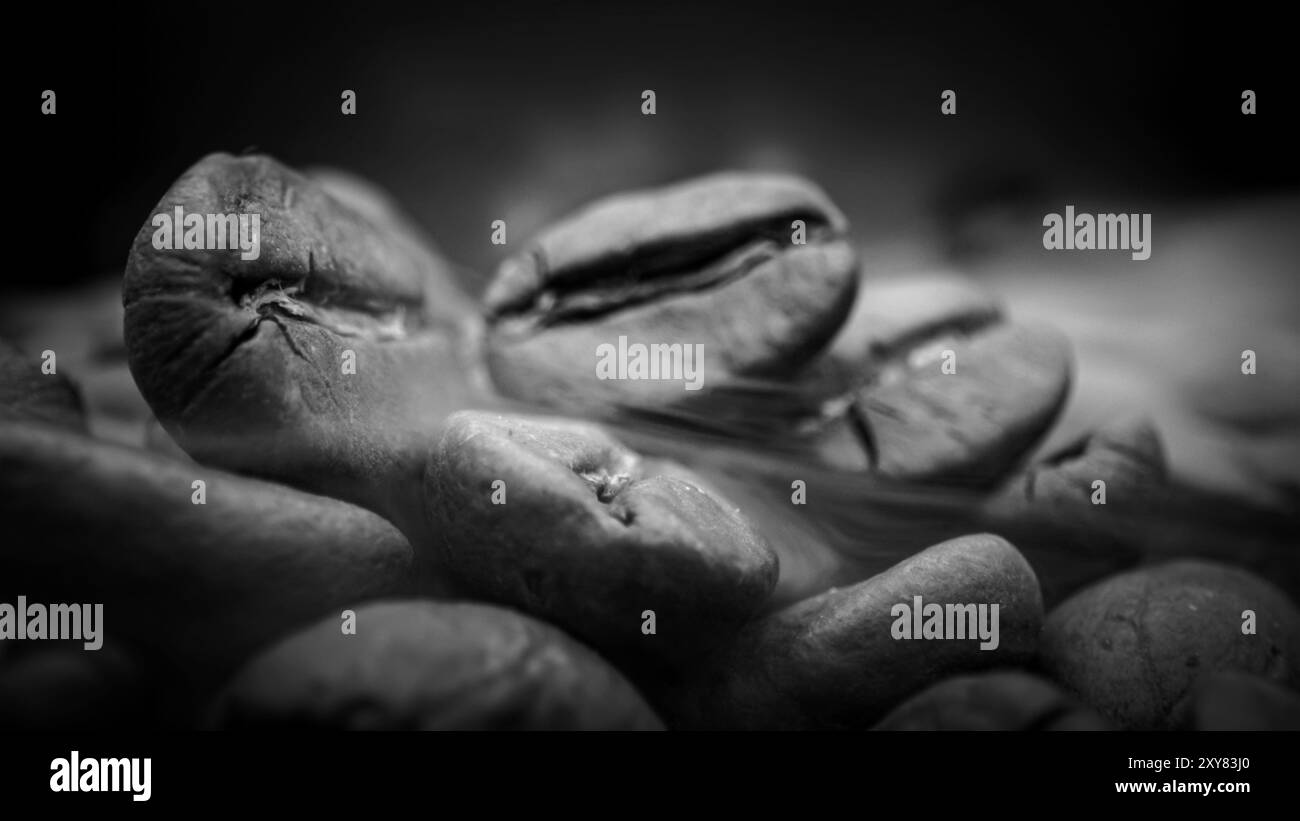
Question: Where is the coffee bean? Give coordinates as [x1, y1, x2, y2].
[0, 338, 86, 432]
[1039, 560, 1300, 729]
[122, 153, 483, 536]
[872, 671, 1111, 730]
[0, 422, 416, 712]
[811, 315, 1072, 483]
[424, 411, 778, 669]
[209, 600, 664, 730]
[667, 533, 1042, 729]
[483, 172, 859, 414]
[978, 417, 1167, 605]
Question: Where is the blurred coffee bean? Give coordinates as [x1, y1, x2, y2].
[483, 172, 858, 413]
[1039, 560, 1300, 729]
[994, 416, 1167, 505]
[978, 417, 1167, 605]
[0, 422, 416, 713]
[425, 411, 777, 669]
[0, 338, 86, 432]
[1172, 671, 1300, 731]
[209, 600, 663, 730]
[0, 278, 153, 446]
[667, 534, 1042, 729]
[872, 671, 1111, 730]
[122, 153, 484, 538]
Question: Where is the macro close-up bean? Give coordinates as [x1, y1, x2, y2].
[3, 146, 1295, 745]
[5, 7, 1298, 772]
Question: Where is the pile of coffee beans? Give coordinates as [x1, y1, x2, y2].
[1, 154, 1295, 730]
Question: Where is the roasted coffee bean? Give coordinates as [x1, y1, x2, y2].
[122, 153, 484, 537]
[1172, 671, 1300, 731]
[483, 172, 859, 414]
[667, 534, 1042, 729]
[976, 417, 1167, 605]
[0, 338, 86, 432]
[1039, 560, 1300, 729]
[0, 422, 415, 712]
[872, 671, 1110, 730]
[209, 600, 663, 730]
[425, 411, 778, 668]
[808, 277, 1071, 483]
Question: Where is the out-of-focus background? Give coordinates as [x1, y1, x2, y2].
[8, 0, 1298, 509]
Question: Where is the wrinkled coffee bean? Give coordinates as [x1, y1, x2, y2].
[0, 338, 86, 432]
[425, 411, 777, 668]
[0, 422, 415, 712]
[209, 600, 663, 730]
[872, 671, 1111, 730]
[122, 153, 483, 537]
[1039, 560, 1300, 729]
[1172, 671, 1300, 730]
[483, 172, 859, 413]
[667, 534, 1042, 729]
